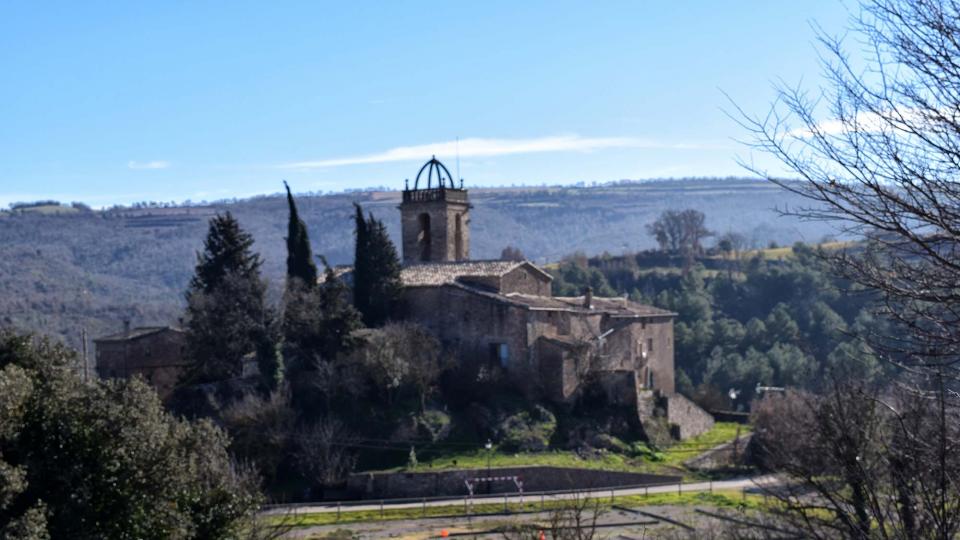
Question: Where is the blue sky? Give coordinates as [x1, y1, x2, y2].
[0, 1, 852, 207]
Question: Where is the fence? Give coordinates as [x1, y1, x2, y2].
[262, 476, 760, 522]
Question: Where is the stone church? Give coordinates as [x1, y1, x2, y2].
[379, 157, 713, 439]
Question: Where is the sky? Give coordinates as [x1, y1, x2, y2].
[0, 1, 854, 208]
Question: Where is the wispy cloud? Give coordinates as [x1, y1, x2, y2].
[279, 135, 719, 169]
[127, 160, 170, 170]
[788, 109, 927, 138]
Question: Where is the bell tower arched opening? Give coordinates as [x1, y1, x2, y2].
[417, 213, 432, 262]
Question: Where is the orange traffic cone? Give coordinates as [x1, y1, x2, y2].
[539, 531, 546, 540]
[440, 529, 449, 538]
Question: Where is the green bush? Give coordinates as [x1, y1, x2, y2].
[497, 405, 557, 451]
[629, 441, 666, 462]
[416, 410, 451, 442]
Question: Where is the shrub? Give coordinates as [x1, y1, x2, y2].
[497, 405, 557, 452]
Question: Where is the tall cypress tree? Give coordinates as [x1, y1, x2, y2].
[352, 204, 402, 326]
[284, 181, 318, 288]
[184, 212, 274, 384]
[352, 203, 371, 319]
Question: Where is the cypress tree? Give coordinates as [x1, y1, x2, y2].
[184, 212, 274, 384]
[352, 204, 402, 326]
[352, 203, 371, 319]
[284, 181, 318, 288]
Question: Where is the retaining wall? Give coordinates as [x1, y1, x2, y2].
[347, 466, 681, 499]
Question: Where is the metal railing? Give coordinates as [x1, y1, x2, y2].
[402, 188, 469, 204]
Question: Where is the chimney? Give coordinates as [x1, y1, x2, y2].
[583, 287, 593, 309]
[123, 319, 131, 336]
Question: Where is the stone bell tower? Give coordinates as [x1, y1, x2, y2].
[399, 156, 471, 264]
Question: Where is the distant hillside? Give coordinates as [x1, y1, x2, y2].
[0, 178, 841, 347]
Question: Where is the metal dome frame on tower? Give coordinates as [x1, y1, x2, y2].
[407, 155, 464, 191]
[402, 156, 467, 203]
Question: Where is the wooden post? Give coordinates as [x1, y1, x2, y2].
[336, 502, 341, 520]
[422, 497, 426, 516]
[678, 482, 682, 495]
[380, 500, 384, 519]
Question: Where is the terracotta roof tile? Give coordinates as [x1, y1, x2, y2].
[400, 260, 532, 287]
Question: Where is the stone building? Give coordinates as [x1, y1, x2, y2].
[94, 324, 188, 399]
[347, 157, 713, 439]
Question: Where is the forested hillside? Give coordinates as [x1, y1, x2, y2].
[0, 178, 839, 347]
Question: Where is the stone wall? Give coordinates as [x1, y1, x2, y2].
[95, 328, 187, 399]
[664, 393, 715, 440]
[347, 466, 681, 499]
[399, 198, 470, 263]
[500, 265, 551, 296]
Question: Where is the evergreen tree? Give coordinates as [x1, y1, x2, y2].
[0, 330, 262, 538]
[284, 258, 363, 416]
[352, 203, 371, 320]
[184, 213, 273, 383]
[317, 257, 364, 360]
[352, 204, 402, 326]
[283, 181, 318, 288]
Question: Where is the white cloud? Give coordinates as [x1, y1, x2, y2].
[279, 135, 718, 169]
[127, 160, 170, 170]
[788, 109, 928, 138]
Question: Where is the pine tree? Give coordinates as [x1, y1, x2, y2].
[184, 212, 274, 383]
[352, 204, 403, 326]
[189, 212, 262, 294]
[284, 181, 318, 289]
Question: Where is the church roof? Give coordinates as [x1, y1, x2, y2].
[400, 259, 551, 287]
[94, 326, 182, 343]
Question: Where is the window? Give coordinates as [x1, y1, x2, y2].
[647, 369, 654, 389]
[647, 338, 654, 354]
[490, 342, 509, 368]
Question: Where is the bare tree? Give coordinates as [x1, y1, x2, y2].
[500, 492, 604, 540]
[647, 209, 712, 272]
[750, 379, 960, 539]
[294, 418, 357, 488]
[735, 0, 960, 373]
[501, 246, 527, 261]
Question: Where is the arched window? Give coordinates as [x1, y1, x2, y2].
[417, 213, 432, 261]
[454, 213, 464, 260]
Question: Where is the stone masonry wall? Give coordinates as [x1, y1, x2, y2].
[665, 393, 715, 440]
[347, 466, 681, 499]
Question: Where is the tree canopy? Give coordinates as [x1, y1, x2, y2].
[184, 213, 274, 384]
[0, 331, 261, 539]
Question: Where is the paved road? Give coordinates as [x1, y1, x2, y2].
[266, 474, 779, 516]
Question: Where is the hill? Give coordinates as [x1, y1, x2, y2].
[0, 178, 841, 347]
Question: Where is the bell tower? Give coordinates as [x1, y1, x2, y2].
[400, 156, 471, 264]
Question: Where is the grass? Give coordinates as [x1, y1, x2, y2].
[275, 489, 766, 529]
[392, 422, 750, 476]
[659, 422, 750, 467]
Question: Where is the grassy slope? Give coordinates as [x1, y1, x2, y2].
[394, 422, 749, 476]
[277, 489, 764, 528]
